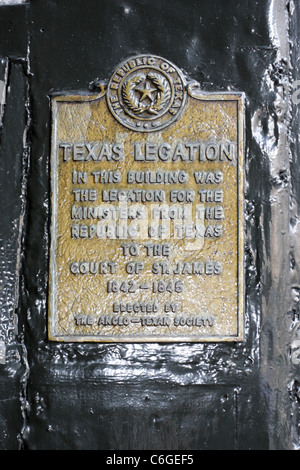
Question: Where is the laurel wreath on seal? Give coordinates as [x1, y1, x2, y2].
[122, 72, 171, 116]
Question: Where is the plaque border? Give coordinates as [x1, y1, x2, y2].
[48, 86, 245, 343]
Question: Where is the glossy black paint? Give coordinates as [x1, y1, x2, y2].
[0, 0, 298, 450]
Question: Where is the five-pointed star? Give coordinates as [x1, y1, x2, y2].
[135, 81, 157, 102]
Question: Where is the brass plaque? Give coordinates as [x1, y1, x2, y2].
[48, 55, 244, 342]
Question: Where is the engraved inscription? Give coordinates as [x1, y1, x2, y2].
[107, 55, 186, 132]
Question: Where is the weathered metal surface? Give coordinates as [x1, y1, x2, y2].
[48, 56, 244, 342]
[0, 57, 29, 449]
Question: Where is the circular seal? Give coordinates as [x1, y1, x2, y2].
[107, 55, 186, 132]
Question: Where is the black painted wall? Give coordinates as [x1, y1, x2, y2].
[0, 0, 299, 450]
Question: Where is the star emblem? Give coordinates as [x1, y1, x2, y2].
[135, 81, 157, 103]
